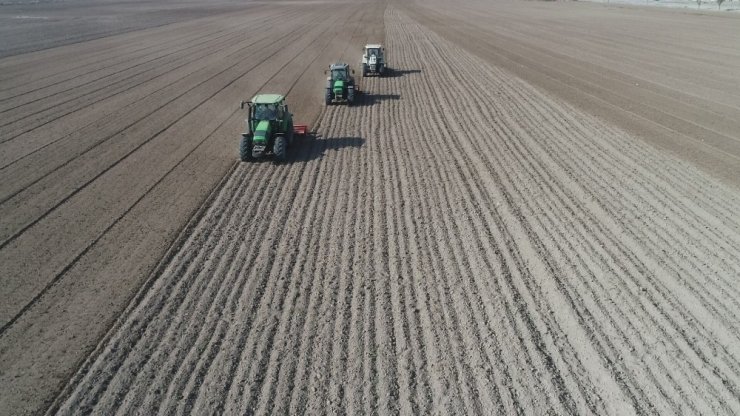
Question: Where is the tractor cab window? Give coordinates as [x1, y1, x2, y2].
[367, 48, 379, 57]
[331, 68, 347, 81]
[253, 103, 277, 120]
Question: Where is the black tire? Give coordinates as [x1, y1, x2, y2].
[325, 88, 332, 105]
[362, 64, 367, 77]
[240, 135, 253, 162]
[378, 64, 384, 77]
[274, 135, 287, 161]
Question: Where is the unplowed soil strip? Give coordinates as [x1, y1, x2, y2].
[51, 6, 740, 415]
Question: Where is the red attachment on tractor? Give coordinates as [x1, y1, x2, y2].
[293, 124, 308, 136]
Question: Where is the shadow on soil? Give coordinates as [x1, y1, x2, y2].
[286, 133, 365, 163]
[351, 92, 401, 107]
[382, 68, 422, 78]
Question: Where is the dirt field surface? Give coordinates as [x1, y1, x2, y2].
[2, 0, 740, 414]
[0, 0, 258, 58]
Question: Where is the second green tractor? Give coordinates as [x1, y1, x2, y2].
[325, 63, 357, 106]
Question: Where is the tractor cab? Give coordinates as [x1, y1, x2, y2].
[241, 94, 289, 131]
[252, 102, 279, 121]
[364, 44, 384, 59]
[328, 63, 351, 82]
[361, 43, 385, 76]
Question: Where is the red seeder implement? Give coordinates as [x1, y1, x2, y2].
[293, 124, 308, 136]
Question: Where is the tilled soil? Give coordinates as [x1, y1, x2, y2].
[50, 7, 740, 415]
[406, 0, 740, 185]
[2, 0, 740, 414]
[0, 1, 384, 414]
[0, 0, 257, 58]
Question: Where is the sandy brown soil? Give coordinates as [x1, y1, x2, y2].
[0, 1, 384, 414]
[405, 0, 740, 185]
[1, 0, 740, 414]
[0, 0, 259, 58]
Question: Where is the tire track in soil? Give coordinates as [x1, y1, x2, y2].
[383, 43, 500, 414]
[0, 24, 221, 100]
[54, 49, 332, 415]
[52, 1, 358, 408]
[0, 2, 281, 80]
[1, 3, 369, 415]
[168, 24, 362, 416]
[205, 12, 370, 408]
[0, 8, 305, 148]
[0, 9, 284, 105]
[390, 27, 534, 415]
[372, 75, 432, 414]
[398, 15, 584, 412]
[0, 8, 313, 198]
[404, 1, 740, 187]
[0, 7, 337, 329]
[51, 3, 372, 412]
[391, 7, 740, 414]
[502, 86, 740, 351]
[52, 4, 740, 415]
[261, 109, 361, 415]
[249, 19, 374, 415]
[440, 24, 740, 412]
[389, 77, 486, 415]
[0, 11, 299, 138]
[0, 25, 237, 116]
[0, 9, 304, 178]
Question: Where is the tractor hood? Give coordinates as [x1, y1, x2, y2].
[253, 120, 271, 144]
[333, 80, 345, 93]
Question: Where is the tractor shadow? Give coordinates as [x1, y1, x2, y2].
[287, 133, 365, 162]
[382, 68, 422, 78]
[352, 92, 401, 107]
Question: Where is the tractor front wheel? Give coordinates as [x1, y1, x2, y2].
[274, 135, 287, 162]
[325, 89, 332, 106]
[240, 135, 254, 162]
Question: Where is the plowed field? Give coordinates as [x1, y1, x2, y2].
[2, 0, 740, 414]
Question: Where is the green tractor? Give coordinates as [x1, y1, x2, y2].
[239, 94, 307, 162]
[325, 63, 357, 105]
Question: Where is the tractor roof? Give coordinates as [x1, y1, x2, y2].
[330, 62, 349, 69]
[251, 94, 284, 104]
[365, 44, 382, 49]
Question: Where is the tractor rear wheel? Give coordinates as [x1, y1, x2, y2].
[274, 135, 287, 162]
[240, 135, 254, 162]
[325, 89, 332, 106]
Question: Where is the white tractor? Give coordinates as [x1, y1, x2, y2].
[361, 44, 386, 77]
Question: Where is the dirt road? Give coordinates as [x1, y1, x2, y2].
[2, 0, 740, 414]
